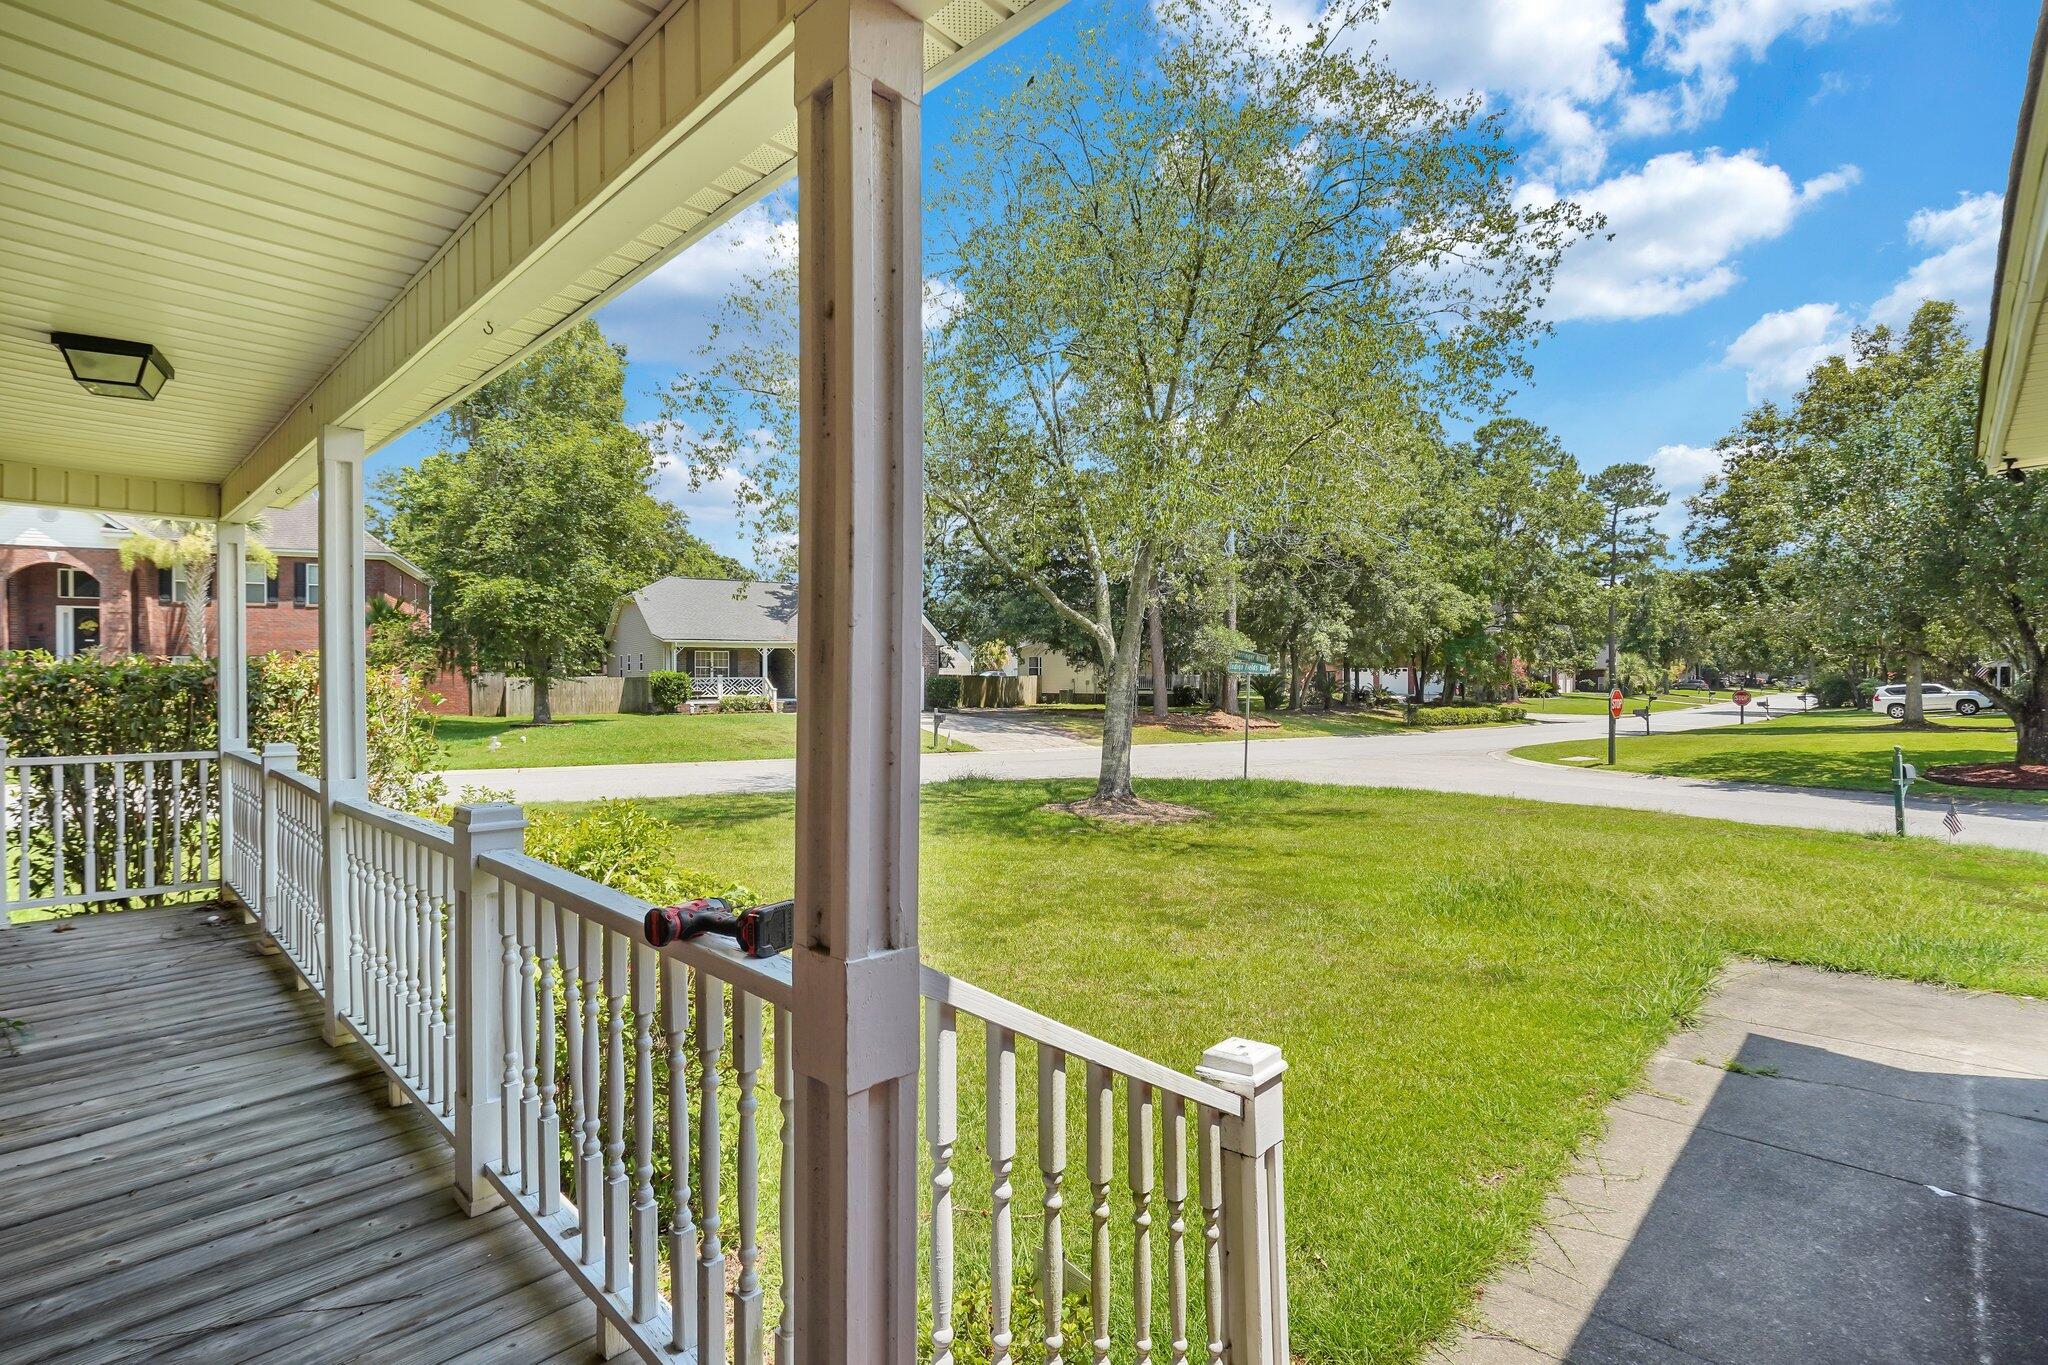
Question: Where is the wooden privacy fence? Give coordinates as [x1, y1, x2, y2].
[14, 744, 1293, 1363]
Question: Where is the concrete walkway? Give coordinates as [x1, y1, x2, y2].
[445, 696, 2048, 853]
[1447, 961, 2048, 1364]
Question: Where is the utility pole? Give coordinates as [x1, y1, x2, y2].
[1222, 527, 1239, 715]
[1606, 512, 1619, 767]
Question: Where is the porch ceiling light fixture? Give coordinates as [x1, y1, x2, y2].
[49, 332, 175, 401]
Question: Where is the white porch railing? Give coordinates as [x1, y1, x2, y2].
[5, 741, 1291, 1363]
[1, 744, 218, 912]
[690, 675, 775, 703]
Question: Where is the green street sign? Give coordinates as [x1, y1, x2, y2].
[1226, 660, 1273, 676]
[1231, 649, 1269, 666]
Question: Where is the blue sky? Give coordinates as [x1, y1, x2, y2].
[369, 0, 2037, 563]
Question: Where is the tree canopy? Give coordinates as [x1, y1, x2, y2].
[376, 320, 692, 722]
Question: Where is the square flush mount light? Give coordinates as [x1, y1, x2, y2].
[49, 332, 175, 401]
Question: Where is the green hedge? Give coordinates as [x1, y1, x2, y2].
[716, 692, 772, 713]
[924, 675, 961, 709]
[647, 670, 693, 713]
[1407, 703, 1529, 727]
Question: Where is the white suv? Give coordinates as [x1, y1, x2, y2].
[1870, 683, 1991, 719]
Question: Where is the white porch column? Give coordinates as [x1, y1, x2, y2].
[216, 522, 249, 749]
[317, 425, 369, 1046]
[791, 1, 926, 1358]
[217, 520, 251, 922]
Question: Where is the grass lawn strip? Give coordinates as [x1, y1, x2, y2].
[1512, 708, 2048, 804]
[564, 778, 2048, 1361]
[438, 711, 973, 769]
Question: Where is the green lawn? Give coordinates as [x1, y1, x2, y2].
[1517, 692, 1702, 716]
[438, 711, 973, 769]
[1022, 704, 1476, 744]
[583, 779, 2048, 1362]
[1513, 708, 2047, 802]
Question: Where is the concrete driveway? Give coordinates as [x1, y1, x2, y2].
[1448, 960, 2048, 1363]
[443, 695, 2048, 853]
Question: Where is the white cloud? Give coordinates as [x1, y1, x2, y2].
[1723, 302, 1851, 400]
[1868, 190, 2003, 329]
[1648, 441, 1722, 537]
[1721, 190, 2004, 399]
[632, 201, 796, 303]
[1525, 150, 1856, 321]
[1359, 0, 1630, 181]
[598, 199, 796, 365]
[1237, 0, 1887, 183]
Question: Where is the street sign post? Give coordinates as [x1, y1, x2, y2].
[1607, 687, 1622, 764]
[1733, 687, 1751, 724]
[1892, 745, 1918, 836]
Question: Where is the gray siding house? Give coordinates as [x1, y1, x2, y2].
[608, 576, 961, 707]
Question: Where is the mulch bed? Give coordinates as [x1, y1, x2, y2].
[1136, 709, 1280, 735]
[1041, 795, 1210, 824]
[1925, 762, 2048, 792]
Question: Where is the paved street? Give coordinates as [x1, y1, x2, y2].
[444, 695, 2048, 853]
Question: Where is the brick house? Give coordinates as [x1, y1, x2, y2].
[0, 499, 427, 659]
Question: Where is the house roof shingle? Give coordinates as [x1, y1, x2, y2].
[628, 577, 800, 645]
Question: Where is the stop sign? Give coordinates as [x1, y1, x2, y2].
[1608, 687, 1624, 718]
[1733, 688, 1752, 707]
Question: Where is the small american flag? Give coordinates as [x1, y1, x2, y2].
[1944, 803, 1963, 838]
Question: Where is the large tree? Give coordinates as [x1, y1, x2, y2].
[377, 321, 686, 723]
[921, 1, 1591, 808]
[1689, 301, 2048, 757]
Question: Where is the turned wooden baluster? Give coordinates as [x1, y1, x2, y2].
[428, 853, 451, 1110]
[663, 957, 697, 1356]
[774, 1004, 795, 1365]
[733, 990, 765, 1361]
[1088, 1062, 1114, 1365]
[927, 1002, 958, 1365]
[561, 908, 589, 1208]
[603, 930, 630, 1298]
[631, 943, 659, 1328]
[1040, 1046, 1069, 1365]
[695, 973, 727, 1361]
[519, 887, 541, 1196]
[500, 873, 525, 1183]
[578, 918, 605, 1273]
[989, 1024, 1018, 1365]
[1130, 1081, 1157, 1365]
[1163, 1094, 1191, 1365]
[536, 898, 561, 1214]
[1199, 1109, 1226, 1365]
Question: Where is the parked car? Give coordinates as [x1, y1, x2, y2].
[1869, 683, 1991, 719]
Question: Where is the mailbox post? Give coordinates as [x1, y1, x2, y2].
[1892, 745, 1918, 836]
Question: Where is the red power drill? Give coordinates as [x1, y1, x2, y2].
[642, 897, 795, 959]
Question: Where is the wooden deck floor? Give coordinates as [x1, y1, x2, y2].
[0, 904, 606, 1365]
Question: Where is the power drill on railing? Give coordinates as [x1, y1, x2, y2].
[642, 897, 794, 959]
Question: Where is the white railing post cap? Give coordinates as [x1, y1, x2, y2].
[452, 801, 527, 836]
[1197, 1038, 1285, 1156]
[1196, 1038, 1285, 1088]
[261, 741, 298, 761]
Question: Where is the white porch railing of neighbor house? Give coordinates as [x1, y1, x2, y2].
[691, 675, 775, 704]
[4, 742, 1290, 1363]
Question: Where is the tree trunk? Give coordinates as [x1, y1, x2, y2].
[1148, 603, 1168, 721]
[182, 583, 209, 658]
[532, 673, 554, 725]
[1092, 561, 1156, 804]
[2017, 696, 2048, 766]
[1903, 654, 1924, 725]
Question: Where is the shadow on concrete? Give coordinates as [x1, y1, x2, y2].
[1565, 1034, 2048, 1363]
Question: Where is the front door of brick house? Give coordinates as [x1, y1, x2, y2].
[55, 605, 99, 659]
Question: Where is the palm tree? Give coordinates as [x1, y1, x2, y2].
[117, 520, 276, 657]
